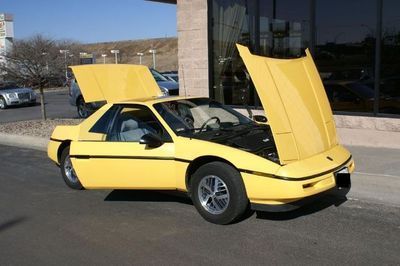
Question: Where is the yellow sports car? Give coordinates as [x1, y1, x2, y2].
[48, 45, 354, 224]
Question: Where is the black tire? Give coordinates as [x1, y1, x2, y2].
[60, 146, 83, 190]
[77, 97, 90, 118]
[191, 162, 248, 224]
[0, 96, 7, 109]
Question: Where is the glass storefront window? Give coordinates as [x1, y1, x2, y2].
[211, 0, 253, 106]
[381, 0, 400, 114]
[210, 0, 400, 115]
[211, 0, 310, 107]
[315, 0, 376, 113]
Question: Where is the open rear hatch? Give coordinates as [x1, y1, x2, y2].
[237, 44, 338, 165]
[70, 64, 163, 103]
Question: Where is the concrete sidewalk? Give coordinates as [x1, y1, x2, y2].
[0, 133, 48, 151]
[345, 146, 400, 207]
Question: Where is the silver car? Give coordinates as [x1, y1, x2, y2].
[0, 83, 36, 109]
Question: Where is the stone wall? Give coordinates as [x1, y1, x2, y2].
[177, 0, 209, 97]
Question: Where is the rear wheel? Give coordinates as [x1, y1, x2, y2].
[77, 97, 90, 118]
[0, 96, 7, 109]
[191, 162, 248, 224]
[60, 147, 83, 190]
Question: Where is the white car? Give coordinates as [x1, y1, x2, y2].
[0, 83, 36, 109]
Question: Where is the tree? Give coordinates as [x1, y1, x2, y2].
[0, 35, 66, 120]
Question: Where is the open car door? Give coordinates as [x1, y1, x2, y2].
[237, 44, 338, 165]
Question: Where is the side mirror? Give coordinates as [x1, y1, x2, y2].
[253, 115, 268, 123]
[139, 133, 163, 148]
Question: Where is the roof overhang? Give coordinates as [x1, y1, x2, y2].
[145, 0, 176, 4]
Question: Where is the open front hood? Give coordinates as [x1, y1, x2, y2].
[237, 44, 338, 165]
[70, 64, 163, 103]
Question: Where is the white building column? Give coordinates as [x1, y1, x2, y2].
[177, 0, 209, 97]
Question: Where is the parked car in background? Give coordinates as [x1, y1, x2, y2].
[324, 81, 400, 113]
[161, 71, 179, 82]
[69, 67, 179, 118]
[150, 69, 179, 95]
[0, 82, 36, 109]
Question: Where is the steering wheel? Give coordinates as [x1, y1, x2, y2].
[199, 116, 220, 132]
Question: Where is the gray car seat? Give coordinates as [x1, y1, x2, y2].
[119, 119, 150, 142]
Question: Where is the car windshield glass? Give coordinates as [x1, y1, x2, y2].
[347, 83, 375, 99]
[154, 98, 253, 137]
[0, 84, 17, 90]
[151, 69, 169, 82]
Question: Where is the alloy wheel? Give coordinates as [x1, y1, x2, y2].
[197, 175, 230, 215]
[64, 155, 78, 183]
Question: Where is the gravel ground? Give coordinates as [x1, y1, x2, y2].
[0, 119, 83, 138]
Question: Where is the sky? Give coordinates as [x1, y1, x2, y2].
[1, 0, 177, 43]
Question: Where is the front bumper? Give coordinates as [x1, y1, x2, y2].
[242, 145, 355, 211]
[251, 184, 351, 212]
[6, 98, 36, 106]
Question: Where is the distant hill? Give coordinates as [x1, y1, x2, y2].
[82, 37, 178, 72]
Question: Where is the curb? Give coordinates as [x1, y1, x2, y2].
[0, 133, 48, 152]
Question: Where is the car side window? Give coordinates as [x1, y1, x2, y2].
[106, 105, 172, 143]
[89, 106, 119, 134]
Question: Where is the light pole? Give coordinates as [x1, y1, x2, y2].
[69, 54, 74, 65]
[110, 50, 119, 64]
[137, 52, 144, 64]
[59, 49, 69, 83]
[41, 52, 49, 72]
[149, 49, 156, 69]
[101, 54, 107, 64]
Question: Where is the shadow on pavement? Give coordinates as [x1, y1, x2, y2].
[3, 103, 41, 109]
[104, 189, 350, 223]
[104, 190, 193, 206]
[0, 216, 28, 233]
[256, 190, 349, 221]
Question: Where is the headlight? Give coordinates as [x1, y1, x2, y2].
[7, 93, 17, 99]
[160, 87, 169, 96]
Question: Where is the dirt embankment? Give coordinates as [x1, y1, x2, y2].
[82, 37, 178, 72]
[0, 119, 82, 138]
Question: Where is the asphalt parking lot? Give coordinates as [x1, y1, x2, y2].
[0, 144, 399, 265]
[0, 89, 76, 123]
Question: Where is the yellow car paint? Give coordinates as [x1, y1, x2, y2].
[237, 44, 338, 165]
[47, 139, 62, 164]
[70, 64, 163, 103]
[48, 46, 354, 211]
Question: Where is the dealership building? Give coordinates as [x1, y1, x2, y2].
[151, 0, 400, 147]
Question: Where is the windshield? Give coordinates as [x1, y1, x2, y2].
[150, 69, 169, 82]
[154, 98, 253, 137]
[0, 84, 18, 90]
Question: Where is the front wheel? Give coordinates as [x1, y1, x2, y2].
[60, 147, 83, 190]
[191, 162, 248, 224]
[77, 97, 90, 118]
[0, 96, 7, 109]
